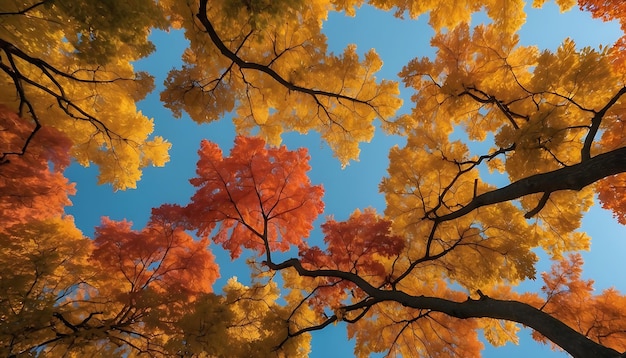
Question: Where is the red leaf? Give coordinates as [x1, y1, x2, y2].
[172, 136, 324, 259]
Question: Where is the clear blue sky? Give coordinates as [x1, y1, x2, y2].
[65, 1, 626, 357]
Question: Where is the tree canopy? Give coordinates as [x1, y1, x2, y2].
[2, 0, 626, 357]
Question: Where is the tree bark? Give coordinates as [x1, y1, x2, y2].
[436, 147, 626, 222]
[269, 259, 624, 358]
[383, 291, 623, 358]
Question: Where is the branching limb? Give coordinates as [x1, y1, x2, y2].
[460, 86, 528, 129]
[0, 37, 144, 165]
[581, 86, 626, 160]
[266, 257, 623, 358]
[433, 146, 626, 223]
[524, 192, 551, 218]
[195, 0, 383, 114]
[423, 143, 515, 219]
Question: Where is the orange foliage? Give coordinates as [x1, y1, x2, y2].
[92, 215, 218, 299]
[505, 254, 626, 353]
[297, 209, 403, 311]
[579, 0, 626, 70]
[166, 136, 324, 259]
[597, 118, 626, 223]
[4, 0, 626, 356]
[300, 209, 404, 306]
[0, 105, 75, 227]
[597, 173, 626, 224]
[534, 254, 626, 352]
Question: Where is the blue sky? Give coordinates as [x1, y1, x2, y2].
[65, 2, 626, 357]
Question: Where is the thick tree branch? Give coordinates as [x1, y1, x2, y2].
[581, 86, 626, 160]
[432, 146, 626, 222]
[388, 293, 623, 358]
[265, 258, 623, 358]
[524, 191, 551, 218]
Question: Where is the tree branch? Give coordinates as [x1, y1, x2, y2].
[433, 146, 626, 222]
[581, 86, 626, 160]
[195, 0, 376, 108]
[524, 191, 551, 218]
[387, 293, 623, 358]
[0, 38, 143, 165]
[0, 0, 51, 16]
[265, 258, 623, 358]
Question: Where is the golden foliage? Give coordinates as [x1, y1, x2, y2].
[0, 0, 171, 190]
[3, 0, 626, 357]
[160, 0, 401, 165]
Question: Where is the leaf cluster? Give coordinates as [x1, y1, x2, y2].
[4, 0, 626, 357]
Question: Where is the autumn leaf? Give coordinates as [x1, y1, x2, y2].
[164, 135, 324, 259]
[303, 208, 404, 272]
[160, 0, 402, 165]
[0, 1, 170, 190]
[3, 1, 626, 357]
[529, 254, 626, 353]
[0, 105, 75, 228]
[578, 0, 626, 71]
[92, 215, 219, 299]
